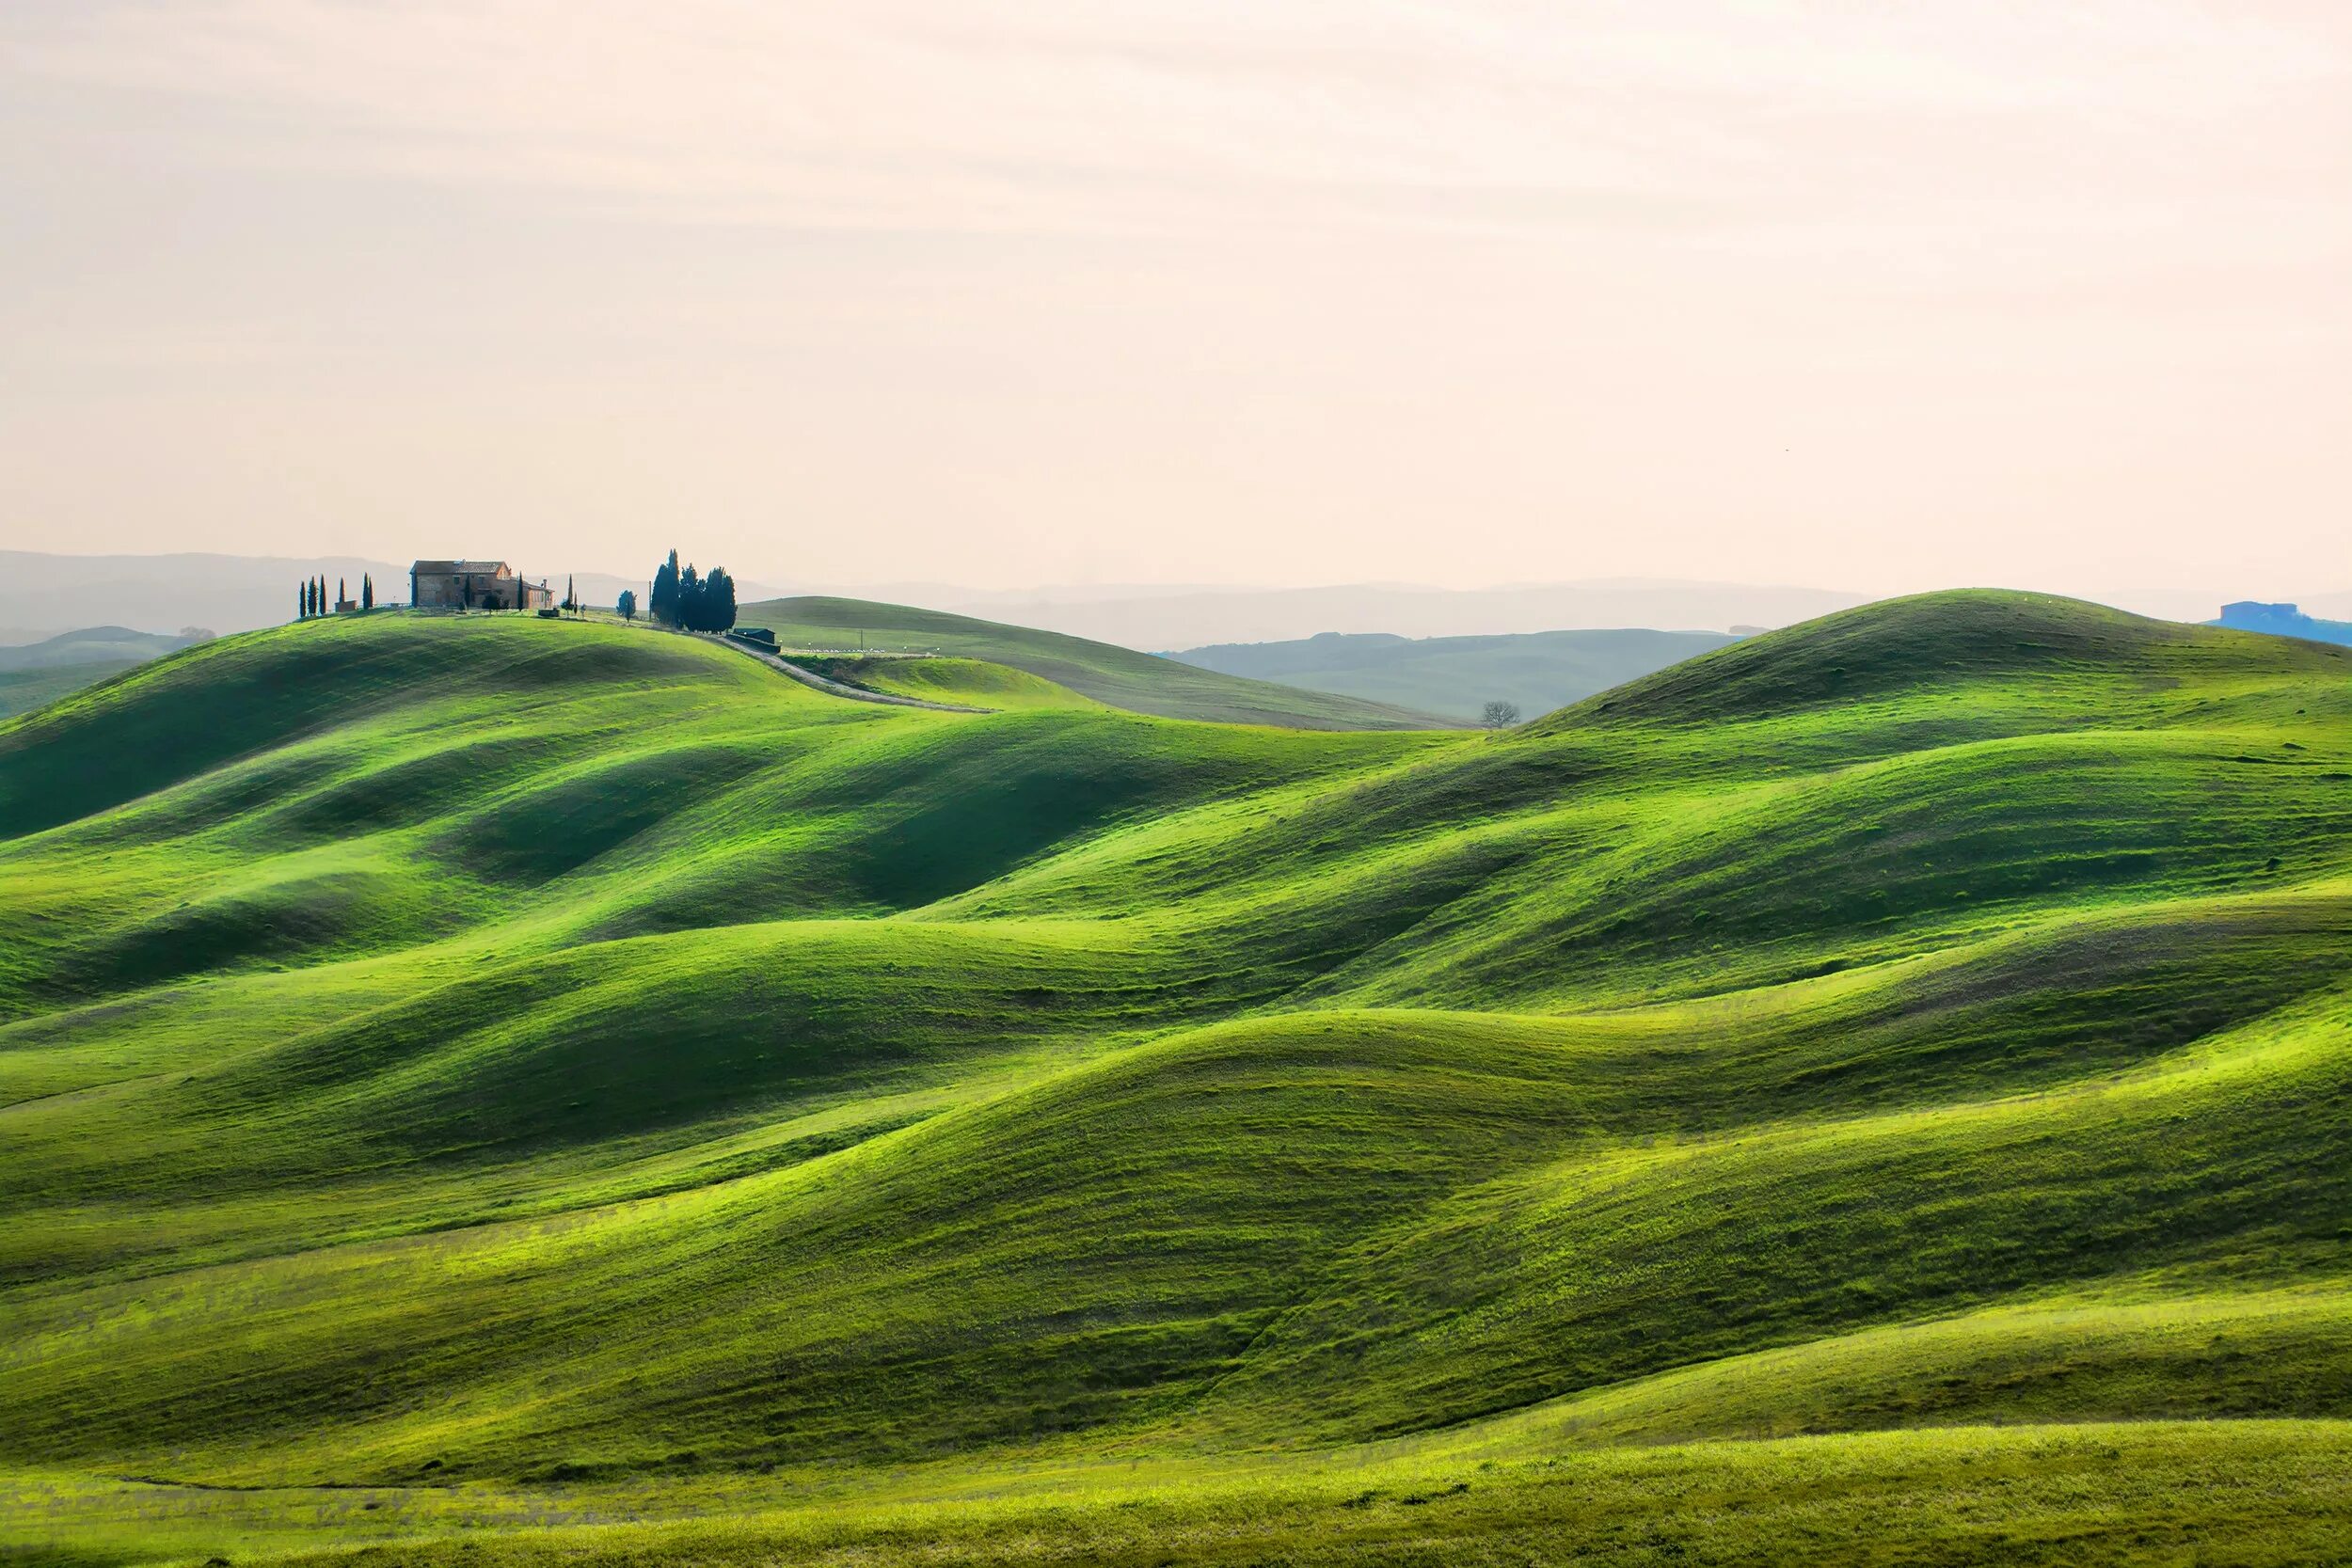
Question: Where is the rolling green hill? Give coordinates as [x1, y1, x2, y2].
[1168, 626, 1736, 722]
[6, 592, 2352, 1565]
[739, 594, 1454, 727]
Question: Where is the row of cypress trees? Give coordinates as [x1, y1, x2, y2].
[648, 549, 738, 631]
[295, 574, 373, 619]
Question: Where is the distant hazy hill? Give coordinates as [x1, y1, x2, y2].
[0, 625, 209, 720]
[1168, 627, 1736, 722]
[2213, 600, 2352, 646]
[930, 579, 1867, 650]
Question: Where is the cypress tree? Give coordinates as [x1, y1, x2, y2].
[298, 580, 307, 619]
[650, 549, 681, 626]
[362, 573, 373, 610]
[337, 577, 346, 612]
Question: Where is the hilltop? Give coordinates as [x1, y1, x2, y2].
[5, 591, 2352, 1565]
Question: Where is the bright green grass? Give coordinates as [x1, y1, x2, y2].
[741, 594, 1454, 727]
[4, 592, 2351, 1564]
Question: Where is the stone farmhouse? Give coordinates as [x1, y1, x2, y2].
[410, 560, 554, 611]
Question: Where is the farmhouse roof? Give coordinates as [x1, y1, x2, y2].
[411, 560, 513, 576]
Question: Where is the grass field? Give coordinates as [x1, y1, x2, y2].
[4, 591, 2350, 1565]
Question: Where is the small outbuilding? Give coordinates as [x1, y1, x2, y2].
[410, 561, 554, 611]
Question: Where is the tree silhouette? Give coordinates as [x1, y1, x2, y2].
[701, 566, 738, 631]
[362, 574, 374, 610]
[1480, 700, 1522, 731]
[646, 550, 737, 630]
[650, 550, 681, 625]
[616, 588, 636, 623]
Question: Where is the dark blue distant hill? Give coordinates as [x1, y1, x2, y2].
[2211, 601, 2352, 647]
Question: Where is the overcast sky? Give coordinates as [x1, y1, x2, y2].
[3, 1, 2346, 597]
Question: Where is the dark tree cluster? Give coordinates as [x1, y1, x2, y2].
[648, 548, 738, 631]
[297, 572, 375, 620]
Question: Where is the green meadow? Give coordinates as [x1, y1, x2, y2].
[4, 592, 2352, 1565]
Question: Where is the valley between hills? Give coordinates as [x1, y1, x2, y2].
[5, 590, 2351, 1566]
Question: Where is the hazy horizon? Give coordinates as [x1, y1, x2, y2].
[5, 4, 2346, 596]
[7, 545, 2347, 655]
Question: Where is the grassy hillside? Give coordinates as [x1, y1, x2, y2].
[6, 591, 2352, 1565]
[739, 594, 1454, 727]
[1168, 626, 1734, 721]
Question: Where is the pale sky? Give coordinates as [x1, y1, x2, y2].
[3, 2, 2347, 597]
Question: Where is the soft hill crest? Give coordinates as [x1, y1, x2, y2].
[1534, 588, 2351, 731]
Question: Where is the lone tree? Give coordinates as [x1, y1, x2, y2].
[1480, 700, 1522, 731]
[337, 577, 346, 611]
[361, 573, 374, 610]
[615, 588, 637, 622]
[564, 574, 576, 614]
